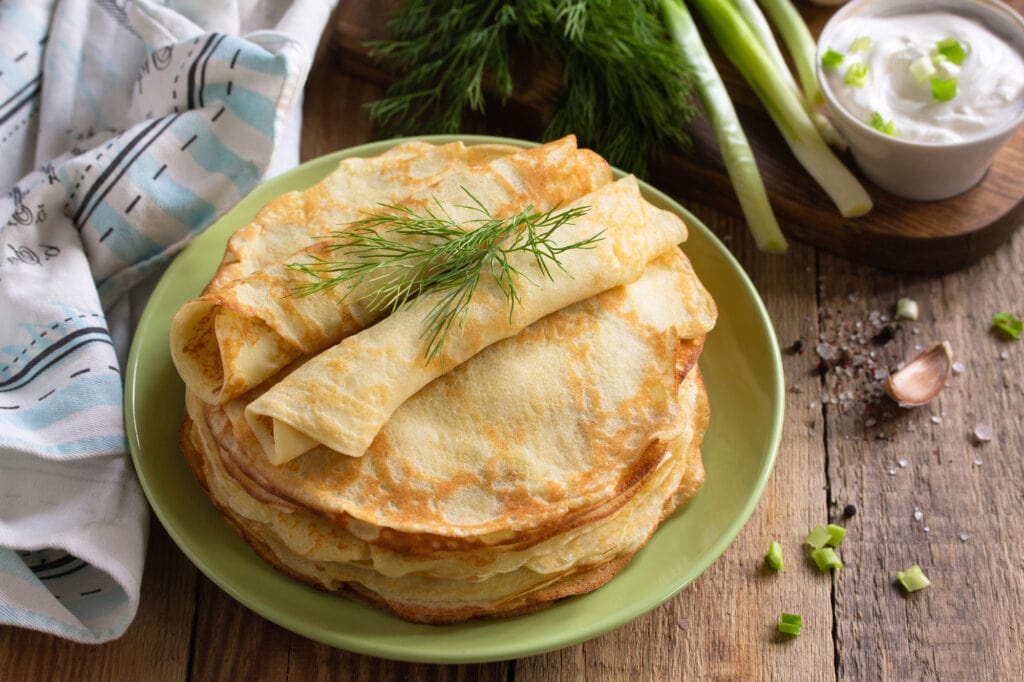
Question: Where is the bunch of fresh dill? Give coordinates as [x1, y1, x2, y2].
[367, 0, 697, 176]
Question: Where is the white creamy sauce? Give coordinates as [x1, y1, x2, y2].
[825, 12, 1024, 143]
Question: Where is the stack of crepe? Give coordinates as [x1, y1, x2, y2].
[170, 136, 718, 623]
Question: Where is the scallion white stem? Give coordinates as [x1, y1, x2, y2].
[662, 0, 788, 252]
[689, 0, 873, 217]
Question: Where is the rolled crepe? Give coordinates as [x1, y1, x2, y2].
[171, 136, 612, 405]
[245, 175, 691, 464]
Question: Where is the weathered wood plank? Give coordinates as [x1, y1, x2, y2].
[819, 227, 1024, 680]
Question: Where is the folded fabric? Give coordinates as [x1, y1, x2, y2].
[0, 0, 335, 643]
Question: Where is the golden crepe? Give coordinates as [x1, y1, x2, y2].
[170, 137, 611, 405]
[245, 176, 692, 464]
[170, 136, 718, 624]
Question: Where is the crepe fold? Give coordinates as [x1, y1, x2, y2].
[244, 175, 690, 465]
[170, 136, 611, 405]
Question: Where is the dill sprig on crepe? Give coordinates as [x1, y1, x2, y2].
[366, 0, 696, 176]
[288, 191, 600, 361]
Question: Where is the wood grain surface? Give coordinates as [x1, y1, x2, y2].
[3, 2, 1024, 680]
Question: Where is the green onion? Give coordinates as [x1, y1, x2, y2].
[909, 56, 936, 85]
[936, 37, 967, 65]
[896, 297, 919, 321]
[844, 63, 869, 87]
[849, 36, 872, 53]
[731, 0, 803, 97]
[778, 612, 802, 636]
[662, 0, 788, 252]
[821, 49, 844, 69]
[755, 0, 824, 106]
[993, 311, 1023, 339]
[896, 564, 931, 592]
[765, 540, 784, 570]
[804, 524, 831, 549]
[689, 0, 873, 217]
[869, 112, 896, 136]
[811, 546, 843, 571]
[931, 77, 958, 101]
[825, 524, 846, 547]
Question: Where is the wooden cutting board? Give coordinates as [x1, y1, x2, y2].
[330, 1, 1024, 273]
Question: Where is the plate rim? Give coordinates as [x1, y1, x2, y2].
[124, 134, 785, 663]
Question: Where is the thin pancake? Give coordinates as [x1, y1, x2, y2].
[221, 248, 715, 546]
[245, 176, 692, 463]
[171, 136, 612, 405]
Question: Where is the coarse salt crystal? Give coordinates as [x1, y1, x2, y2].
[930, 415, 942, 424]
[923, 526, 930, 533]
[1000, 351, 1009, 361]
[960, 533, 969, 542]
[952, 361, 965, 374]
[974, 458, 984, 466]
[899, 459, 909, 468]
[888, 468, 898, 475]
[913, 510, 924, 521]
[974, 424, 994, 443]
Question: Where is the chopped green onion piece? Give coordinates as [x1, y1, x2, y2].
[811, 546, 843, 571]
[844, 63, 869, 87]
[765, 540, 784, 570]
[822, 48, 845, 69]
[896, 297, 919, 321]
[869, 112, 896, 136]
[993, 311, 1023, 339]
[936, 37, 967, 65]
[896, 564, 931, 592]
[778, 612, 802, 636]
[849, 36, 872, 53]
[826, 524, 847, 547]
[909, 56, 936, 85]
[805, 524, 831, 549]
[931, 77, 958, 101]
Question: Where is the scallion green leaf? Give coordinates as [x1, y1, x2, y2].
[993, 311, 1023, 339]
[849, 36, 872, 53]
[811, 546, 843, 571]
[931, 77, 958, 101]
[825, 524, 846, 547]
[896, 564, 931, 592]
[936, 37, 967, 65]
[778, 612, 802, 636]
[765, 540, 784, 570]
[869, 112, 896, 136]
[845, 63, 869, 87]
[822, 49, 844, 69]
[805, 525, 831, 549]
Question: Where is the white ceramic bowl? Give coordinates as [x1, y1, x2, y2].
[816, 0, 1024, 201]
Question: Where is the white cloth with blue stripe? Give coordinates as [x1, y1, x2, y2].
[0, 0, 335, 643]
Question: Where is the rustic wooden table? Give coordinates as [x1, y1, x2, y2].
[3, 3, 1024, 680]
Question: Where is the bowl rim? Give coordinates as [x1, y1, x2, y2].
[815, 0, 1024, 150]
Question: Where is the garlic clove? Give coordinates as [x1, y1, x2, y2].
[884, 341, 953, 407]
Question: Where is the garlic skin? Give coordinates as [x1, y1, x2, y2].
[884, 341, 953, 407]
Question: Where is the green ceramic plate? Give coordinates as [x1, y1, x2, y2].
[125, 135, 783, 664]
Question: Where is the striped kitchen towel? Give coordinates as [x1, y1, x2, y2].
[0, 0, 335, 643]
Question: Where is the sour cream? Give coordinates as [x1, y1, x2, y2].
[823, 12, 1024, 144]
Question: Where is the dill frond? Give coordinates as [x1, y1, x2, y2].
[366, 0, 696, 177]
[287, 191, 600, 362]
